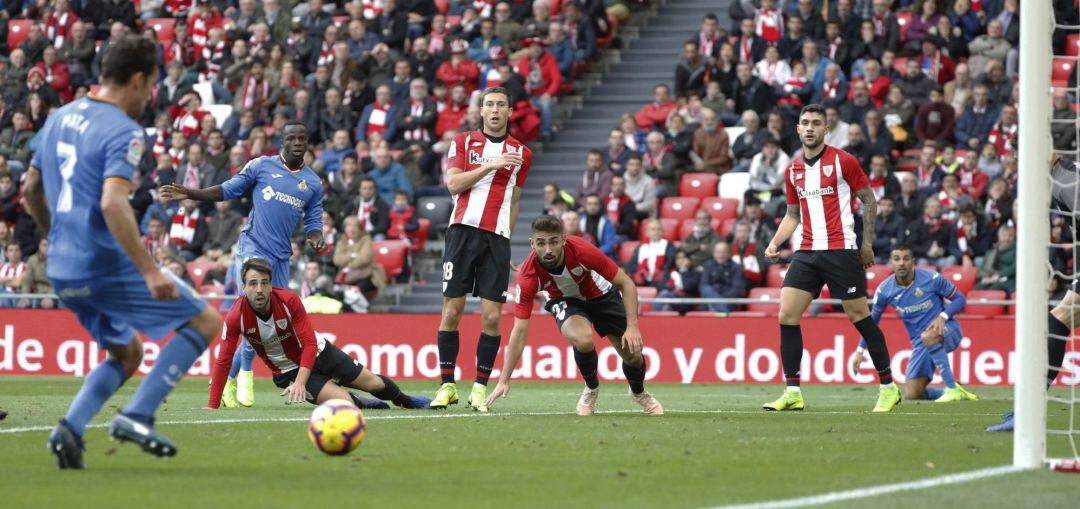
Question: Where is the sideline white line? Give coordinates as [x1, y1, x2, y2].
[707, 465, 1025, 509]
[0, 408, 1008, 435]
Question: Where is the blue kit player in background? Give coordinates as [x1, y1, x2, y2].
[849, 244, 979, 403]
[158, 120, 325, 409]
[22, 35, 225, 469]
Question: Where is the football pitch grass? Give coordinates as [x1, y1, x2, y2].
[1, 377, 1078, 508]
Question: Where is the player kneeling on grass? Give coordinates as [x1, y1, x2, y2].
[485, 215, 663, 415]
[848, 245, 978, 403]
[207, 258, 431, 410]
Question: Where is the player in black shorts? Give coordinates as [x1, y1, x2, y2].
[432, 87, 533, 412]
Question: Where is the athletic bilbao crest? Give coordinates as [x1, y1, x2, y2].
[570, 266, 584, 276]
[822, 165, 834, 177]
[276, 319, 288, 329]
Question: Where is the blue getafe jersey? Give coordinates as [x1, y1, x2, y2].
[872, 268, 958, 344]
[220, 155, 323, 260]
[31, 96, 147, 280]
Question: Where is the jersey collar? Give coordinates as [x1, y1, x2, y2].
[278, 153, 304, 173]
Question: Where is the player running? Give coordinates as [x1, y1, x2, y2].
[431, 86, 533, 412]
[763, 103, 900, 412]
[848, 245, 979, 402]
[208, 258, 431, 410]
[159, 120, 326, 409]
[988, 153, 1078, 431]
[24, 35, 223, 469]
[485, 215, 662, 415]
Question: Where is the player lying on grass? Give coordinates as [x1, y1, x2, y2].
[848, 244, 978, 403]
[485, 215, 663, 415]
[207, 258, 431, 410]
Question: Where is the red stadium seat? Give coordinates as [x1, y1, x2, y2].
[435, 0, 450, 13]
[447, 15, 461, 27]
[7, 19, 34, 50]
[199, 284, 226, 296]
[717, 218, 737, 237]
[659, 197, 700, 221]
[147, 18, 176, 46]
[895, 10, 913, 43]
[1067, 33, 1080, 57]
[700, 197, 739, 222]
[637, 218, 679, 241]
[891, 56, 909, 76]
[678, 218, 720, 240]
[917, 265, 937, 272]
[865, 264, 892, 295]
[373, 240, 409, 280]
[747, 288, 781, 314]
[766, 264, 788, 288]
[617, 241, 640, 265]
[1052, 58, 1075, 88]
[637, 286, 657, 312]
[941, 265, 977, 295]
[332, 15, 349, 26]
[186, 261, 217, 288]
[965, 290, 1007, 317]
[408, 218, 430, 251]
[680, 173, 720, 199]
[596, 16, 617, 49]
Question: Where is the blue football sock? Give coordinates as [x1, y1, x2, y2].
[928, 343, 957, 389]
[64, 359, 126, 436]
[923, 387, 944, 400]
[122, 327, 208, 420]
[228, 340, 243, 378]
[240, 340, 255, 371]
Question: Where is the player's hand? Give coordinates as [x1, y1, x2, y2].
[281, 382, 306, 404]
[860, 243, 874, 268]
[491, 152, 524, 171]
[158, 184, 188, 202]
[306, 232, 326, 253]
[764, 243, 780, 263]
[622, 326, 643, 355]
[145, 270, 179, 300]
[485, 380, 510, 406]
[848, 349, 866, 378]
[927, 316, 947, 337]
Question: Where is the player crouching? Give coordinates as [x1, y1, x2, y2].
[207, 259, 431, 410]
[485, 215, 663, 415]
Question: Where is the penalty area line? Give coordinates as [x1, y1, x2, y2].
[706, 465, 1024, 509]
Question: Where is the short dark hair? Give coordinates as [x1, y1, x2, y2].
[532, 215, 563, 234]
[587, 149, 603, 158]
[626, 154, 642, 164]
[479, 86, 511, 105]
[799, 103, 827, 120]
[342, 152, 359, 162]
[241, 257, 274, 285]
[878, 195, 895, 204]
[890, 244, 914, 257]
[282, 120, 308, 132]
[101, 35, 158, 85]
[704, 13, 718, 22]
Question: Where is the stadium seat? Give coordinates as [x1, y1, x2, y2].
[186, 261, 217, 288]
[747, 288, 781, 314]
[717, 218, 737, 237]
[193, 81, 215, 105]
[941, 265, 977, 294]
[617, 241, 640, 265]
[1067, 33, 1080, 57]
[373, 240, 409, 280]
[678, 218, 720, 240]
[724, 127, 745, 153]
[205, 104, 233, 127]
[199, 284, 226, 296]
[7, 19, 35, 51]
[417, 196, 454, 234]
[766, 264, 788, 288]
[718, 172, 750, 200]
[595, 16, 617, 49]
[659, 197, 700, 221]
[679, 173, 720, 199]
[865, 264, 892, 295]
[408, 218, 430, 251]
[637, 286, 657, 312]
[1052, 58, 1074, 88]
[700, 197, 739, 222]
[966, 290, 1007, 317]
[148, 18, 176, 46]
[637, 218, 679, 241]
[435, 0, 450, 13]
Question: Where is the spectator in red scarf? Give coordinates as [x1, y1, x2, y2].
[628, 219, 676, 288]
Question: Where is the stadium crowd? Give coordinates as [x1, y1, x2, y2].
[0, 0, 1078, 315]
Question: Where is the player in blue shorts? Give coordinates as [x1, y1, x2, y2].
[159, 120, 325, 408]
[849, 244, 979, 403]
[22, 35, 224, 469]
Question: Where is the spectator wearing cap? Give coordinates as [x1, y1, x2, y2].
[563, 1, 597, 62]
[436, 39, 481, 94]
[918, 36, 955, 86]
[915, 87, 956, 147]
[547, 22, 576, 83]
[515, 36, 561, 141]
[480, 45, 510, 89]
[356, 84, 397, 146]
[25, 67, 61, 109]
[392, 79, 437, 149]
[690, 108, 732, 175]
[635, 84, 676, 131]
[468, 18, 504, 66]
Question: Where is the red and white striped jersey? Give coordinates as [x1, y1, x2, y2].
[0, 261, 25, 292]
[515, 236, 620, 319]
[208, 288, 324, 408]
[447, 130, 532, 239]
[785, 145, 869, 251]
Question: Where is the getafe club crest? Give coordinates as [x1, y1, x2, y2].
[298, 179, 308, 192]
[914, 288, 924, 298]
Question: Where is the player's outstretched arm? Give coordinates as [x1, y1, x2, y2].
[158, 183, 224, 202]
[22, 167, 50, 232]
[485, 317, 531, 407]
[102, 180, 178, 300]
[612, 269, 643, 355]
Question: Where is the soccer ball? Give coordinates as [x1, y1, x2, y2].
[307, 399, 366, 455]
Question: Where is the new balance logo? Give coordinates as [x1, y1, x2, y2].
[847, 287, 857, 294]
